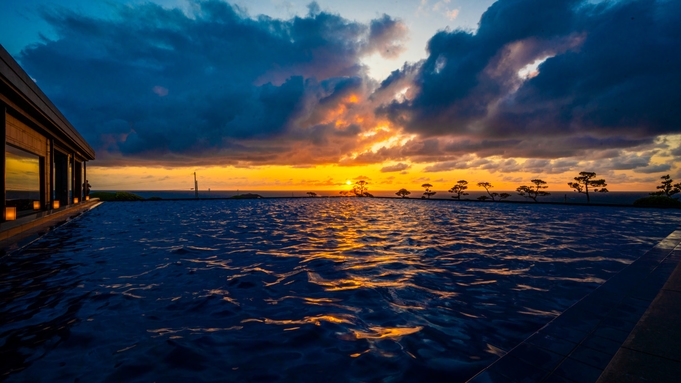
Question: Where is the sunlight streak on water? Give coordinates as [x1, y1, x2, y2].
[1, 199, 680, 382]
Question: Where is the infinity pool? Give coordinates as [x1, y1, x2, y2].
[2, 199, 680, 382]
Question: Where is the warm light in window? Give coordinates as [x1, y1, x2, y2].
[5, 207, 16, 221]
[73, 198, 79, 204]
[86, 196, 90, 201]
[53, 200, 60, 209]
[33, 201, 41, 210]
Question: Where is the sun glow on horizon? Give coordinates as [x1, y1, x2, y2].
[86, 160, 660, 194]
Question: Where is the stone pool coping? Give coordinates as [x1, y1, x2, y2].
[467, 229, 681, 383]
[0, 199, 102, 254]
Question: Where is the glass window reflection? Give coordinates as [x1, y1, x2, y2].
[6, 144, 40, 213]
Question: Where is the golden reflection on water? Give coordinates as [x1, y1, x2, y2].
[241, 314, 356, 329]
[350, 326, 424, 340]
[3, 198, 678, 382]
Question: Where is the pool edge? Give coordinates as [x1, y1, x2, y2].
[0, 199, 103, 255]
[467, 228, 681, 383]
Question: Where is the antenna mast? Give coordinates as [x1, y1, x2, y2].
[194, 172, 198, 199]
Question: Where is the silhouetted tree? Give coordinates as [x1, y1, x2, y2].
[499, 193, 511, 200]
[477, 195, 490, 201]
[339, 190, 352, 197]
[422, 183, 436, 199]
[516, 179, 551, 202]
[449, 180, 469, 200]
[477, 182, 498, 201]
[651, 174, 681, 197]
[568, 172, 608, 203]
[353, 180, 373, 197]
[396, 188, 411, 198]
[307, 192, 317, 197]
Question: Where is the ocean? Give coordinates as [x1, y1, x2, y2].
[97, 190, 652, 205]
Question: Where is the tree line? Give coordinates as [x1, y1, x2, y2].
[395, 171, 611, 203]
[325, 172, 680, 207]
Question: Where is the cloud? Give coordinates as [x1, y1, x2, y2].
[380, 0, 681, 160]
[380, 162, 410, 172]
[421, 148, 667, 176]
[20, 0, 408, 166]
[19, 0, 681, 178]
[672, 145, 681, 157]
[362, 14, 409, 59]
[445, 9, 460, 20]
[633, 163, 672, 174]
[152, 86, 169, 97]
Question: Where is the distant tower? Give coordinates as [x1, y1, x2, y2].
[194, 172, 198, 199]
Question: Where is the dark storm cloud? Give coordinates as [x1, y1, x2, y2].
[19, 0, 407, 165]
[380, 0, 681, 159]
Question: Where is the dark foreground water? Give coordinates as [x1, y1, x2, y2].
[1, 200, 680, 382]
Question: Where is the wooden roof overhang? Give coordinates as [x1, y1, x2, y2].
[0, 44, 95, 161]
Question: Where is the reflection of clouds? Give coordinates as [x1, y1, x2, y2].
[5, 151, 40, 191]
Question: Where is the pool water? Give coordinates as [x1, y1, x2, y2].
[1, 199, 680, 382]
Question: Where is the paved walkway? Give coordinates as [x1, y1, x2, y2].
[468, 229, 681, 383]
[597, 246, 681, 382]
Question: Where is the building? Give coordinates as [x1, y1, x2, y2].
[0, 44, 95, 222]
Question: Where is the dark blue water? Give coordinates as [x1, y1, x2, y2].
[1, 199, 680, 382]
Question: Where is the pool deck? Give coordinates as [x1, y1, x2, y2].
[468, 228, 681, 383]
[0, 199, 101, 254]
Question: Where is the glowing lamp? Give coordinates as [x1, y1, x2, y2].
[85, 196, 90, 201]
[73, 197, 79, 204]
[53, 200, 60, 209]
[5, 207, 16, 221]
[33, 201, 41, 210]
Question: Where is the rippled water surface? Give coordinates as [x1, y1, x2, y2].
[2, 199, 681, 382]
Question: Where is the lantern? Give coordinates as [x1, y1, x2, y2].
[5, 207, 16, 221]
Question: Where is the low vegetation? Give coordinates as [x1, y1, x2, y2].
[89, 191, 145, 201]
[231, 193, 263, 199]
[395, 188, 411, 198]
[651, 174, 681, 197]
[568, 172, 608, 203]
[353, 180, 374, 197]
[421, 183, 436, 199]
[477, 182, 498, 201]
[634, 175, 681, 208]
[633, 196, 681, 208]
[516, 179, 550, 202]
[448, 180, 469, 200]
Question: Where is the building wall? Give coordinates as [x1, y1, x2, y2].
[4, 112, 51, 210]
[5, 113, 47, 158]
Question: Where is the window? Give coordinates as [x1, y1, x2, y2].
[6, 144, 40, 213]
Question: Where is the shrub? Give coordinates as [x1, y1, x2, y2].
[114, 192, 145, 201]
[633, 196, 681, 208]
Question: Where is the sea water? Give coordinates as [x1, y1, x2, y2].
[1, 199, 680, 382]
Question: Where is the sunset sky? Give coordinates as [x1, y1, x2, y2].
[1, 0, 679, 193]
